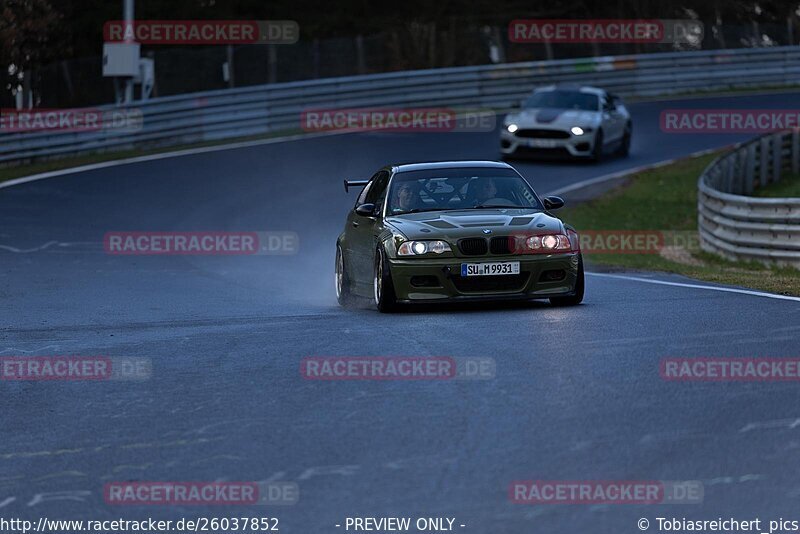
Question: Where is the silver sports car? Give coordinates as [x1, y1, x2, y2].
[500, 85, 632, 161]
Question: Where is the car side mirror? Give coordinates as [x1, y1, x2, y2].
[543, 196, 565, 210]
[355, 203, 376, 217]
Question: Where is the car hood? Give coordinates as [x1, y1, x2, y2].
[505, 108, 600, 128]
[385, 208, 566, 241]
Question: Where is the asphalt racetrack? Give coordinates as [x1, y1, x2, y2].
[2, 92, 800, 532]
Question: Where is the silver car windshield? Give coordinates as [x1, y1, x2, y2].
[524, 90, 599, 111]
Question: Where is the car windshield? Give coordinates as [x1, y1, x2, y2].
[387, 168, 542, 215]
[523, 90, 599, 111]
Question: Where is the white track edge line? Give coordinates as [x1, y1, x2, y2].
[0, 130, 351, 190]
[587, 272, 800, 303]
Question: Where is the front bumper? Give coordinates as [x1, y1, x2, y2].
[500, 128, 596, 157]
[388, 252, 581, 303]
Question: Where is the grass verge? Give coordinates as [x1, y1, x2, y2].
[559, 153, 800, 296]
[753, 173, 800, 198]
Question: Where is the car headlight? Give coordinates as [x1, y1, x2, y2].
[397, 240, 452, 256]
[570, 126, 585, 136]
[507, 124, 518, 133]
[522, 234, 572, 252]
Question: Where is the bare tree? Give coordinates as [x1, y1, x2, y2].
[0, 0, 69, 106]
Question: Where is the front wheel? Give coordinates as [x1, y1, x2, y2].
[550, 254, 584, 306]
[335, 244, 354, 307]
[617, 123, 632, 157]
[373, 246, 397, 313]
[590, 130, 604, 163]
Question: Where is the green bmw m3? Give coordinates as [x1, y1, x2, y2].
[335, 161, 584, 312]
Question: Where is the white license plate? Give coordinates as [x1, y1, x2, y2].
[528, 139, 558, 148]
[461, 262, 520, 277]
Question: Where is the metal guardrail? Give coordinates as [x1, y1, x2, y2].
[698, 129, 800, 268]
[2, 46, 800, 165]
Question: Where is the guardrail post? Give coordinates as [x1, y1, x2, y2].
[760, 136, 770, 188]
[772, 132, 782, 184]
[726, 155, 736, 192]
[268, 45, 278, 84]
[745, 143, 756, 194]
[706, 168, 716, 190]
[792, 129, 800, 175]
[714, 167, 724, 190]
[720, 157, 730, 192]
[736, 148, 748, 194]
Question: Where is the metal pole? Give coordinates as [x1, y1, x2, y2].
[226, 45, 235, 88]
[123, 0, 134, 103]
[355, 35, 366, 75]
[268, 45, 277, 84]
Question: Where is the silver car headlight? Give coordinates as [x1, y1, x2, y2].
[397, 240, 451, 256]
[507, 124, 519, 133]
[570, 126, 585, 136]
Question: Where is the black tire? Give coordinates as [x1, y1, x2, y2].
[617, 123, 632, 157]
[550, 254, 585, 307]
[373, 246, 397, 313]
[590, 129, 604, 163]
[335, 244, 354, 307]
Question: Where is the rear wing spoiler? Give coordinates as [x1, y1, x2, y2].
[343, 179, 369, 193]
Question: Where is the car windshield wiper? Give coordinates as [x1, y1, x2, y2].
[474, 204, 530, 209]
[393, 207, 465, 215]
[392, 206, 533, 214]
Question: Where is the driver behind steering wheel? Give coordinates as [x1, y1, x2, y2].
[390, 181, 422, 213]
[466, 177, 498, 207]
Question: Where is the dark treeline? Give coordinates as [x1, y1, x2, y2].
[2, 0, 799, 105]
[4, 0, 800, 63]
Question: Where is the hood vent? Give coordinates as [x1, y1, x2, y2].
[534, 108, 564, 123]
[459, 222, 507, 228]
[423, 220, 458, 229]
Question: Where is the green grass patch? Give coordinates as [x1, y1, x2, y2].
[753, 173, 800, 198]
[559, 153, 800, 296]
